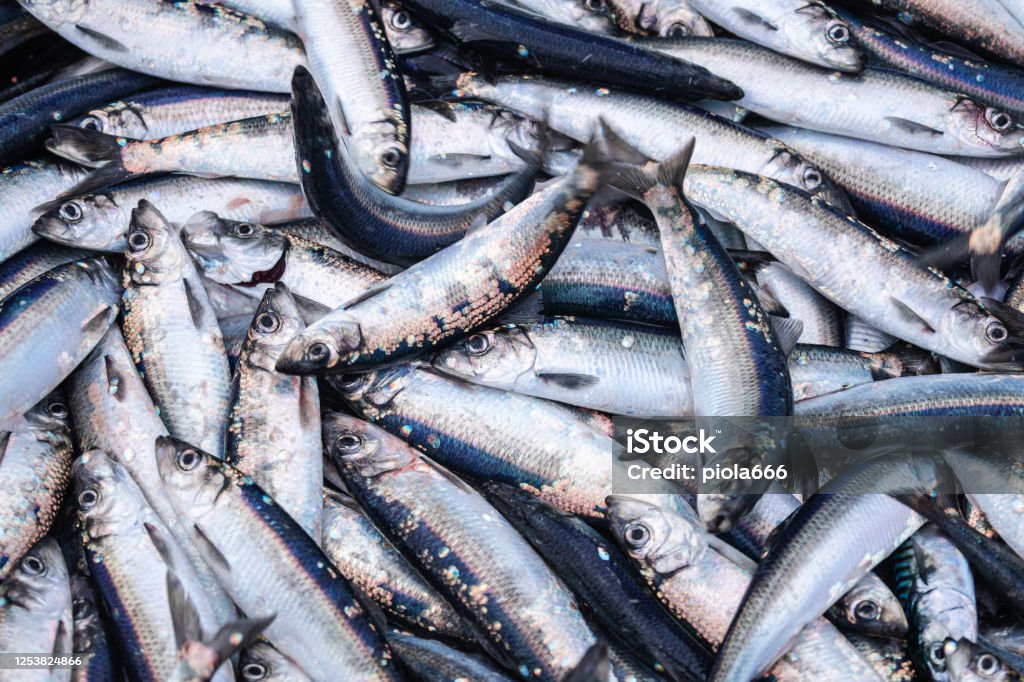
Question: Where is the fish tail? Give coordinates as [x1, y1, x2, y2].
[602, 133, 695, 201]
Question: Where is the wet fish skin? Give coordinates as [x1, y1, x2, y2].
[17, 0, 306, 92]
[121, 200, 231, 459]
[945, 638, 1023, 682]
[380, 1, 434, 54]
[0, 241, 87, 303]
[605, 0, 713, 37]
[321, 490, 472, 642]
[0, 159, 87, 264]
[290, 67, 537, 265]
[32, 174, 309, 253]
[227, 284, 323, 542]
[70, 571, 122, 682]
[154, 436, 402, 681]
[387, 632, 513, 681]
[0, 392, 73, 580]
[510, 0, 618, 34]
[789, 343, 939, 402]
[847, 634, 916, 682]
[754, 260, 844, 347]
[324, 412, 597, 681]
[238, 641, 312, 682]
[0, 256, 120, 430]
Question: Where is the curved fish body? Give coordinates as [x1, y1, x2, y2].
[238, 641, 312, 682]
[955, 155, 1024, 182]
[541, 238, 676, 326]
[228, 284, 322, 542]
[707, 456, 936, 682]
[687, 0, 864, 71]
[451, 73, 847, 206]
[325, 413, 596, 680]
[61, 86, 290, 140]
[293, 0, 410, 194]
[267, 217, 402, 275]
[321, 491, 471, 642]
[73, 450, 231, 682]
[387, 633, 514, 682]
[945, 637, 1024, 682]
[656, 38, 1024, 157]
[847, 635, 915, 682]
[182, 213, 386, 309]
[0, 393, 72, 580]
[432, 316, 692, 417]
[0, 242, 87, 302]
[789, 344, 938, 402]
[68, 327, 235, 627]
[0, 67, 157, 167]
[0, 257, 120, 430]
[485, 484, 713, 681]
[121, 201, 231, 459]
[33, 175, 309, 252]
[0, 539, 72, 682]
[70, 572, 123, 682]
[510, 0, 617, 34]
[277, 138, 602, 372]
[155, 436, 401, 681]
[215, 0, 296, 30]
[17, 0, 306, 92]
[942, 449, 1024, 560]
[290, 67, 537, 265]
[754, 261, 844, 346]
[605, 0, 712, 37]
[682, 166, 1024, 370]
[607, 497, 881, 681]
[0, 159, 87, 263]
[333, 364, 619, 518]
[764, 125, 1002, 248]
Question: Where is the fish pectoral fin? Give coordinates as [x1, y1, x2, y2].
[166, 570, 204, 648]
[418, 456, 478, 496]
[182, 278, 208, 331]
[51, 619, 71, 661]
[191, 524, 233, 582]
[81, 305, 114, 335]
[732, 8, 779, 31]
[75, 24, 129, 52]
[207, 615, 275, 666]
[768, 315, 803, 355]
[428, 152, 493, 165]
[341, 282, 393, 309]
[144, 521, 177, 568]
[534, 371, 601, 390]
[448, 19, 511, 43]
[889, 297, 936, 334]
[885, 117, 944, 137]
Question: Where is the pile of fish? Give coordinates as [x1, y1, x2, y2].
[6, 0, 1024, 679]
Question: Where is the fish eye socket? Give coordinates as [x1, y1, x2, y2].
[986, 108, 1014, 131]
[976, 653, 1000, 676]
[335, 433, 363, 454]
[46, 399, 68, 418]
[127, 230, 151, 252]
[177, 448, 201, 471]
[826, 22, 850, 44]
[254, 311, 280, 333]
[338, 374, 365, 391]
[20, 555, 45, 576]
[802, 167, 823, 190]
[242, 663, 267, 680]
[77, 489, 99, 511]
[623, 522, 650, 548]
[584, 0, 605, 11]
[381, 148, 403, 168]
[853, 599, 879, 621]
[986, 320, 1008, 344]
[929, 641, 946, 664]
[307, 342, 331, 362]
[233, 222, 257, 237]
[665, 22, 688, 38]
[59, 201, 84, 223]
[465, 333, 490, 355]
[390, 10, 411, 29]
[80, 116, 102, 132]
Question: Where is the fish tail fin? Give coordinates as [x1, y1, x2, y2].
[599, 124, 695, 200]
[46, 124, 123, 167]
[882, 342, 940, 377]
[969, 172, 1024, 292]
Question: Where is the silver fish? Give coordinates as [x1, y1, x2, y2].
[0, 159, 86, 263]
[238, 641, 312, 682]
[605, 0, 713, 37]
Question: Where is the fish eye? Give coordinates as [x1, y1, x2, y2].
[465, 333, 490, 355]
[232, 222, 257, 238]
[826, 22, 850, 45]
[584, 0, 605, 11]
[665, 22, 689, 38]
[381, 148, 403, 168]
[853, 599, 879, 622]
[127, 230, 151, 252]
[242, 663, 267, 680]
[77, 489, 99, 511]
[306, 342, 331, 362]
[802, 167, 823, 190]
[390, 10, 411, 30]
[79, 116, 103, 132]
[46, 399, 68, 418]
[338, 374, 366, 391]
[986, 320, 1008, 344]
[254, 311, 280, 333]
[335, 433, 363, 454]
[623, 522, 650, 548]
[976, 653, 1001, 676]
[176, 448, 201, 471]
[20, 555, 45, 576]
[986, 108, 1014, 131]
[59, 201, 84, 223]
[929, 641, 946, 664]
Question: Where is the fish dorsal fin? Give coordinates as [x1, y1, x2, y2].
[889, 297, 936, 334]
[191, 524, 232, 582]
[167, 570, 203, 648]
[885, 117, 944, 137]
[182, 278, 205, 330]
[733, 7, 779, 31]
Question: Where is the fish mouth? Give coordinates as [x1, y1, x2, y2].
[32, 217, 75, 243]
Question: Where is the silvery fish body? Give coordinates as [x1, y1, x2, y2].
[17, 0, 306, 92]
[0, 242, 86, 303]
[238, 641, 312, 682]
[121, 201, 231, 459]
[755, 260, 844, 346]
[788, 344, 938, 402]
[0, 159, 86, 263]
[0, 257, 119, 430]
[605, 0, 713, 37]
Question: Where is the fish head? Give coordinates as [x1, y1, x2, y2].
[783, 4, 864, 73]
[16, 0, 87, 26]
[124, 200, 190, 285]
[332, 365, 414, 406]
[19, 391, 72, 448]
[275, 315, 362, 374]
[244, 284, 306, 371]
[32, 193, 126, 251]
[642, 0, 714, 37]
[72, 450, 145, 539]
[380, 1, 434, 54]
[181, 212, 285, 285]
[944, 639, 1022, 682]
[154, 436, 226, 518]
[71, 103, 150, 139]
[606, 495, 706, 575]
[944, 295, 1024, 369]
[949, 99, 1024, 156]
[831, 577, 908, 639]
[918, 591, 978, 680]
[351, 120, 409, 196]
[323, 411, 417, 478]
[763, 145, 852, 211]
[432, 325, 536, 386]
[1, 538, 68, 614]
